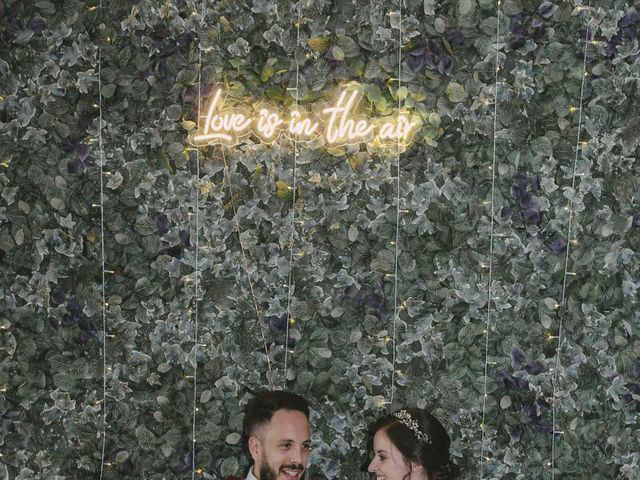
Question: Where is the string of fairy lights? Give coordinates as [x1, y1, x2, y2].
[96, 1, 108, 478]
[220, 148, 275, 389]
[283, 2, 304, 386]
[551, 2, 592, 478]
[190, 4, 204, 477]
[478, 0, 502, 476]
[389, 1, 403, 406]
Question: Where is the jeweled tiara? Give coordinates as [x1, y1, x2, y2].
[393, 410, 430, 444]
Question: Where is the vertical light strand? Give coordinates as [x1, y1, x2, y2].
[97, 1, 108, 479]
[389, 0, 402, 406]
[190, 3, 204, 476]
[283, 1, 303, 386]
[479, 0, 502, 476]
[221, 148, 275, 390]
[551, 2, 591, 478]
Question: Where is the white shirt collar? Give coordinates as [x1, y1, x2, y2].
[245, 467, 259, 480]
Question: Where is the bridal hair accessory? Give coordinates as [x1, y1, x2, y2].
[394, 410, 430, 444]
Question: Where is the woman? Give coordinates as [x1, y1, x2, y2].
[367, 408, 460, 480]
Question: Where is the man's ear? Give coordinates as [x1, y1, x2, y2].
[248, 435, 262, 462]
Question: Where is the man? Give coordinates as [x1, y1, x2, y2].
[243, 390, 311, 480]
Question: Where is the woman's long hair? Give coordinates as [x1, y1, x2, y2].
[370, 408, 460, 480]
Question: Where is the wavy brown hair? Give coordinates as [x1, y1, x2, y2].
[370, 408, 460, 480]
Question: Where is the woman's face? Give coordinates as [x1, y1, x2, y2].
[367, 429, 412, 480]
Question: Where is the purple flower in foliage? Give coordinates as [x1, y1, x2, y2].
[184, 86, 198, 103]
[619, 8, 639, 29]
[159, 44, 177, 59]
[31, 16, 46, 33]
[529, 175, 541, 192]
[510, 428, 523, 443]
[50, 290, 65, 306]
[64, 140, 93, 173]
[520, 192, 534, 210]
[344, 285, 365, 304]
[267, 314, 287, 334]
[510, 185, 526, 202]
[501, 206, 513, 218]
[520, 192, 533, 210]
[538, 2, 558, 19]
[497, 369, 530, 391]
[632, 213, 640, 228]
[408, 47, 425, 72]
[512, 173, 528, 189]
[523, 208, 541, 225]
[507, 36, 526, 51]
[424, 53, 439, 70]
[438, 55, 453, 76]
[523, 404, 538, 420]
[509, 14, 527, 36]
[511, 345, 526, 369]
[549, 239, 567, 254]
[62, 296, 84, 326]
[605, 35, 622, 57]
[634, 359, 640, 380]
[513, 376, 530, 391]
[179, 229, 191, 247]
[155, 214, 170, 234]
[365, 293, 384, 309]
[532, 18, 546, 41]
[447, 30, 464, 45]
[176, 32, 192, 48]
[533, 418, 553, 434]
[2, 418, 15, 433]
[526, 360, 546, 375]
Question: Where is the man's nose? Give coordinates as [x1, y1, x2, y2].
[288, 446, 304, 464]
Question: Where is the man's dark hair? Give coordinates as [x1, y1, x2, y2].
[243, 390, 310, 438]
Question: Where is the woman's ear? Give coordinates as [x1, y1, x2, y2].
[410, 463, 428, 479]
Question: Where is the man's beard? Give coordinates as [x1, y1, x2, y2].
[258, 458, 304, 480]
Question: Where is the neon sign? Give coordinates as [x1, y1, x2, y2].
[191, 86, 420, 149]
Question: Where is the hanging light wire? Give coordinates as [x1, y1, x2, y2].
[190, 4, 205, 477]
[478, 1, 502, 476]
[551, 2, 591, 478]
[283, 1, 303, 386]
[97, 0, 108, 478]
[389, 0, 403, 406]
[221, 148, 275, 390]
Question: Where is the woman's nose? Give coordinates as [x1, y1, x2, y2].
[367, 459, 377, 472]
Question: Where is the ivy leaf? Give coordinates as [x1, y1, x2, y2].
[135, 425, 156, 451]
[445, 82, 467, 102]
[530, 136, 553, 157]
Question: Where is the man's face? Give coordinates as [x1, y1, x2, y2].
[249, 409, 311, 480]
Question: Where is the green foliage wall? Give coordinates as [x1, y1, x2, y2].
[1, 0, 639, 478]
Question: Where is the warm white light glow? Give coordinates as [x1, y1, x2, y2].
[191, 86, 420, 149]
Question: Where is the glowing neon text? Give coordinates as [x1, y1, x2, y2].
[192, 87, 419, 149]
